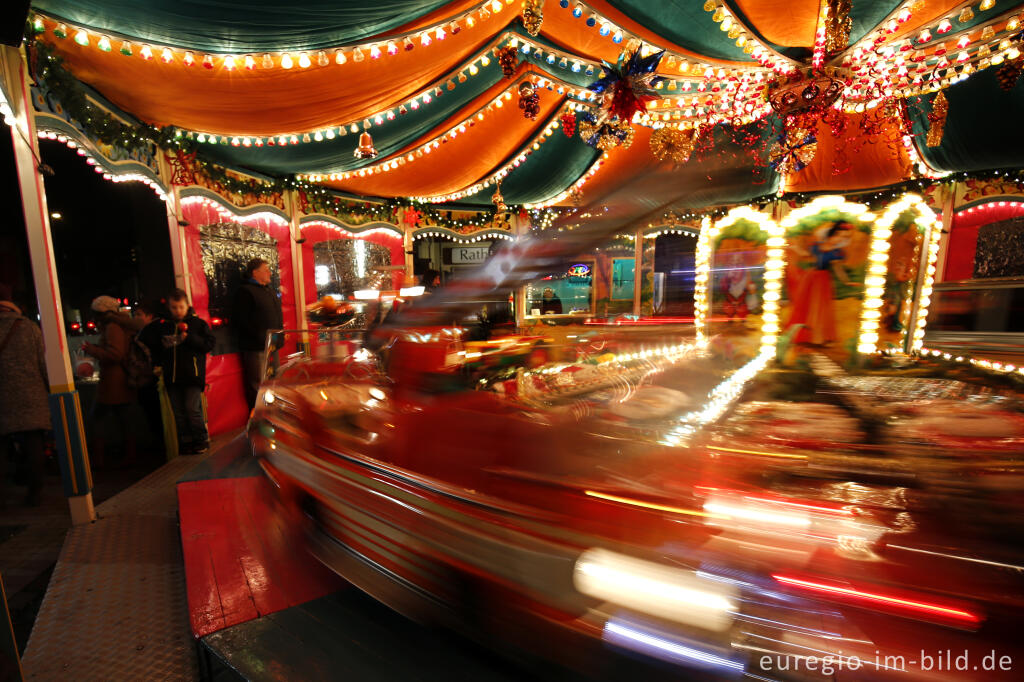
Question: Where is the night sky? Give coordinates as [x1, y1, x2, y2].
[0, 132, 173, 322]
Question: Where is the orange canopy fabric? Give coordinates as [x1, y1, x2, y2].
[41, 17, 497, 134]
[322, 74, 565, 197]
[786, 111, 913, 193]
[733, 0, 821, 48]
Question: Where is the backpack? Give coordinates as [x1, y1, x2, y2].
[124, 333, 155, 388]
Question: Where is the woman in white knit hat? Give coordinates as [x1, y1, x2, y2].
[82, 295, 141, 467]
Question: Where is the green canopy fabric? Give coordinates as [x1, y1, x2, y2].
[31, 0, 454, 52]
[910, 69, 1024, 173]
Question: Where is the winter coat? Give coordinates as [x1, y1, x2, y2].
[139, 310, 215, 388]
[0, 307, 51, 434]
[87, 311, 137, 405]
[232, 280, 284, 352]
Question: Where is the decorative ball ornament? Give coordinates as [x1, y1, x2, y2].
[649, 127, 696, 163]
[769, 128, 817, 174]
[522, 0, 544, 37]
[496, 45, 518, 79]
[354, 131, 378, 159]
[518, 80, 540, 119]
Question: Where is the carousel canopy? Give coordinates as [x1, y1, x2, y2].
[24, 0, 1024, 225]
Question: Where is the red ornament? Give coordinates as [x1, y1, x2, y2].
[560, 111, 577, 137]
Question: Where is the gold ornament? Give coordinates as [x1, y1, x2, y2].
[492, 181, 507, 213]
[649, 127, 696, 163]
[824, 0, 853, 54]
[521, 0, 543, 37]
[958, 7, 974, 23]
[703, 0, 716, 11]
[926, 91, 948, 147]
[769, 128, 817, 175]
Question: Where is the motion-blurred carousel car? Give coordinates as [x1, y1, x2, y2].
[247, 243, 1024, 681]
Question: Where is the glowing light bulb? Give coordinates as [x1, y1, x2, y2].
[281, 53, 294, 68]
[161, 48, 174, 63]
[436, 27, 446, 41]
[317, 50, 329, 66]
[224, 55, 236, 70]
[937, 19, 951, 34]
[298, 52, 311, 68]
[369, 44, 381, 59]
[140, 45, 154, 60]
[183, 51, 195, 66]
[244, 55, 255, 70]
[97, 36, 111, 52]
[74, 30, 90, 46]
[202, 54, 214, 69]
[261, 53, 273, 68]
[421, 32, 432, 46]
[386, 41, 398, 56]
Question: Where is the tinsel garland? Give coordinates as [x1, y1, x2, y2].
[824, 0, 852, 55]
[649, 127, 696, 163]
[521, 0, 544, 37]
[926, 91, 948, 148]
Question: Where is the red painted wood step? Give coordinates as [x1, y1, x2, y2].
[178, 476, 345, 638]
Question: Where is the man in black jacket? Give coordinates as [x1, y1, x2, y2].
[140, 289, 216, 454]
[232, 258, 283, 410]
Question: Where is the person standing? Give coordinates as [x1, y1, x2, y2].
[133, 299, 165, 454]
[232, 258, 282, 410]
[146, 289, 215, 455]
[82, 295, 139, 468]
[0, 285, 50, 506]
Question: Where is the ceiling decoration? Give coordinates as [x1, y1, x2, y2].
[19, 0, 1024, 231]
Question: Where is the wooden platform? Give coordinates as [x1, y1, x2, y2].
[178, 475, 344, 639]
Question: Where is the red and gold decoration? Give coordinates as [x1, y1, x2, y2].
[496, 45, 518, 79]
[769, 127, 817, 175]
[560, 111, 577, 138]
[518, 80, 540, 120]
[521, 0, 544, 37]
[649, 127, 696, 164]
[926, 91, 948, 148]
[767, 69, 845, 121]
[354, 131, 378, 159]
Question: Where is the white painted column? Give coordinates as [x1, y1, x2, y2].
[2, 45, 94, 524]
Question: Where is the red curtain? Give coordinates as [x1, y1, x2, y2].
[181, 199, 296, 436]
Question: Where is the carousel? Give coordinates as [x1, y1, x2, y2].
[3, 1, 1024, 680]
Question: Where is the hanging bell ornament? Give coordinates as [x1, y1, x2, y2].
[354, 131, 378, 159]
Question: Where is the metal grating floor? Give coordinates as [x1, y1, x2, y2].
[18, 450, 224, 681]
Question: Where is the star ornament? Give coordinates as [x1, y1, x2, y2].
[588, 48, 668, 123]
